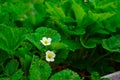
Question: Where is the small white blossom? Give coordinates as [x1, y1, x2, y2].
[46, 50, 56, 62]
[40, 37, 52, 46]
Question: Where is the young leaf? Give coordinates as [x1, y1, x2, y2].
[49, 69, 81, 80]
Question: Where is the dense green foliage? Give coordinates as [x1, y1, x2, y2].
[0, 0, 120, 80]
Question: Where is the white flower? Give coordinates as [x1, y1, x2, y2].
[40, 37, 52, 46]
[46, 50, 56, 62]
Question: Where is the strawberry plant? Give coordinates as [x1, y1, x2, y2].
[0, 0, 120, 80]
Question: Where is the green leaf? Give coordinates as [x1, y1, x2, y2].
[51, 42, 68, 50]
[88, 11, 115, 22]
[54, 7, 66, 18]
[90, 22, 110, 34]
[50, 42, 69, 63]
[35, 27, 61, 42]
[45, 2, 66, 20]
[0, 24, 26, 53]
[72, 0, 85, 26]
[62, 37, 81, 51]
[91, 72, 110, 80]
[27, 27, 61, 51]
[102, 35, 120, 52]
[0, 70, 23, 80]
[29, 56, 51, 80]
[15, 46, 29, 58]
[4, 60, 19, 76]
[27, 2, 46, 25]
[24, 54, 32, 70]
[49, 69, 81, 80]
[80, 36, 99, 48]
[96, 29, 110, 35]
[96, 2, 115, 9]
[10, 69, 23, 80]
[58, 23, 85, 35]
[20, 54, 32, 75]
[91, 72, 101, 80]
[103, 20, 116, 33]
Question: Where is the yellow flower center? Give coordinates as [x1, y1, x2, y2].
[44, 40, 48, 44]
[48, 53, 53, 59]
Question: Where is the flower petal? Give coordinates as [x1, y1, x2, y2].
[50, 58, 54, 62]
[48, 38, 52, 42]
[43, 37, 47, 40]
[46, 57, 51, 62]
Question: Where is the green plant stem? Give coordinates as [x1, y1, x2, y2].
[78, 33, 90, 59]
[89, 47, 97, 59]
[92, 52, 112, 65]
